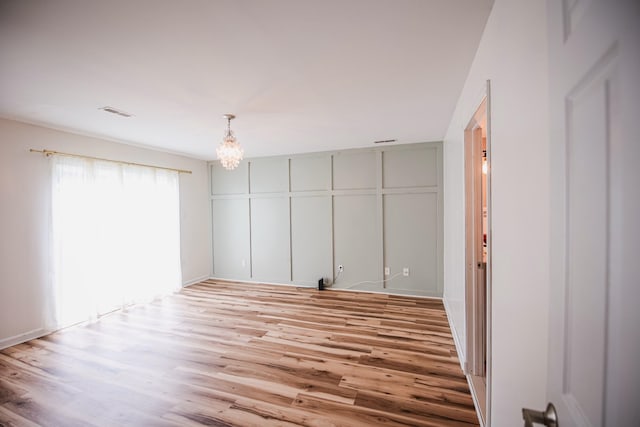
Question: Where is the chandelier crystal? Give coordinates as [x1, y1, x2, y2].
[216, 114, 244, 170]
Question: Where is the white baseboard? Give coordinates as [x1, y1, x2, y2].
[207, 276, 317, 289]
[443, 297, 486, 426]
[443, 296, 466, 371]
[206, 276, 443, 299]
[323, 286, 442, 299]
[0, 327, 49, 350]
[182, 275, 210, 287]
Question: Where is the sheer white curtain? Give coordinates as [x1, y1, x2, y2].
[50, 155, 181, 328]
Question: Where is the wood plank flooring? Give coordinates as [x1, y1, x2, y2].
[0, 280, 478, 426]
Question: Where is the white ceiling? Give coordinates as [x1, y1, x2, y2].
[0, 0, 491, 160]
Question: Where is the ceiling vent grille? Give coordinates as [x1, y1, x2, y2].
[100, 106, 133, 118]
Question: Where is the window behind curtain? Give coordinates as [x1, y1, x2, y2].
[50, 155, 181, 328]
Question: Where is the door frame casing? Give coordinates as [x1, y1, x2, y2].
[463, 81, 492, 426]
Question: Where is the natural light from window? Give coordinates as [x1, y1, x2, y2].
[50, 155, 181, 328]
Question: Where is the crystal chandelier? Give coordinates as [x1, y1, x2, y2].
[216, 114, 244, 170]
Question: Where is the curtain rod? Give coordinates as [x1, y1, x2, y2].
[29, 149, 192, 174]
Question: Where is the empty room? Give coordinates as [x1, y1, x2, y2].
[1, 1, 638, 426]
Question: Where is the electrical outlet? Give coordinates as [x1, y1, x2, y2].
[403, 267, 409, 277]
[338, 265, 344, 272]
[384, 267, 390, 276]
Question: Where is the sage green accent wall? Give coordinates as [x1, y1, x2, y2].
[383, 146, 438, 188]
[209, 142, 443, 297]
[211, 161, 248, 194]
[383, 193, 438, 292]
[211, 198, 250, 280]
[291, 155, 331, 192]
[250, 197, 290, 282]
[291, 196, 332, 282]
[333, 150, 377, 190]
[249, 157, 288, 193]
[334, 194, 378, 287]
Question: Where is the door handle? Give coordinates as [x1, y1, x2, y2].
[522, 402, 558, 427]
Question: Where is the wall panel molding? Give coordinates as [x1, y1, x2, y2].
[209, 142, 444, 297]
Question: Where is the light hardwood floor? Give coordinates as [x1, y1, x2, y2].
[0, 280, 478, 426]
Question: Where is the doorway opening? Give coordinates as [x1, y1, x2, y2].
[464, 91, 491, 426]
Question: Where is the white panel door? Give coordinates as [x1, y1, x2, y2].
[546, 1, 640, 426]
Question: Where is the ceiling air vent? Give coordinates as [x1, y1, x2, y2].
[373, 139, 396, 144]
[100, 106, 133, 118]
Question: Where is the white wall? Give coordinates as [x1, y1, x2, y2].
[0, 118, 210, 347]
[442, 1, 550, 425]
